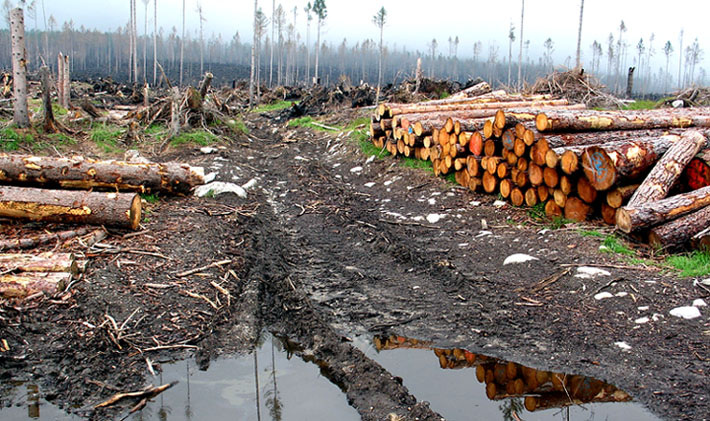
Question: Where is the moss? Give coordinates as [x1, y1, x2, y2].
[0, 127, 35, 151]
[665, 251, 710, 278]
[90, 124, 124, 154]
[251, 100, 296, 113]
[170, 129, 218, 147]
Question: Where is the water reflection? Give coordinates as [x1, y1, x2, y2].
[0, 382, 79, 420]
[372, 334, 655, 420]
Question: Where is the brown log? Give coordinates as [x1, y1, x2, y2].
[40, 66, 58, 133]
[545, 200, 563, 217]
[482, 172, 498, 193]
[0, 227, 92, 251]
[553, 189, 568, 208]
[466, 156, 481, 177]
[484, 139, 500, 157]
[606, 184, 639, 208]
[510, 188, 525, 206]
[467, 131, 484, 156]
[455, 169, 471, 187]
[536, 108, 710, 132]
[379, 91, 556, 117]
[525, 188, 539, 207]
[501, 129, 516, 151]
[628, 130, 707, 206]
[514, 171, 529, 188]
[0, 154, 205, 195]
[577, 176, 598, 204]
[560, 175, 575, 195]
[486, 157, 502, 174]
[560, 150, 579, 175]
[647, 205, 710, 249]
[601, 203, 618, 225]
[448, 81, 492, 99]
[513, 138, 527, 158]
[616, 185, 710, 233]
[538, 185, 550, 202]
[564, 197, 591, 222]
[528, 163, 544, 186]
[0, 252, 78, 275]
[681, 148, 710, 190]
[0, 272, 70, 298]
[581, 134, 683, 191]
[543, 167, 559, 188]
[497, 105, 587, 129]
[468, 177, 482, 192]
[545, 149, 560, 169]
[496, 162, 511, 179]
[516, 157, 529, 172]
[499, 179, 513, 198]
[0, 185, 141, 230]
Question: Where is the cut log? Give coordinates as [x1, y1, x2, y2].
[648, 205, 710, 249]
[525, 188, 539, 207]
[0, 227, 91, 251]
[528, 164, 544, 186]
[482, 172, 498, 193]
[577, 176, 598, 204]
[448, 81, 492, 99]
[499, 179, 513, 198]
[606, 184, 639, 208]
[0, 272, 70, 298]
[553, 189, 568, 208]
[466, 156, 481, 177]
[541, 128, 679, 149]
[538, 185, 550, 202]
[543, 167, 559, 188]
[601, 203, 618, 225]
[545, 200, 563, 217]
[616, 185, 710, 233]
[0, 185, 141, 230]
[627, 130, 707, 206]
[0, 154, 205, 195]
[536, 108, 710, 132]
[564, 197, 591, 222]
[510, 188, 525, 207]
[581, 134, 683, 191]
[0, 252, 78, 275]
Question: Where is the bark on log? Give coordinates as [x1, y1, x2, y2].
[616, 185, 710, 233]
[627, 130, 707, 206]
[0, 272, 70, 298]
[377, 90, 542, 117]
[448, 81, 492, 99]
[0, 227, 91, 251]
[0, 185, 141, 230]
[648, 205, 710, 249]
[0, 252, 78, 275]
[388, 99, 571, 117]
[40, 66, 58, 133]
[581, 134, 682, 191]
[0, 154, 205, 195]
[497, 105, 587, 129]
[536, 108, 710, 132]
[541, 128, 679, 149]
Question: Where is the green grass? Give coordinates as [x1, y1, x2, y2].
[665, 251, 710, 277]
[600, 235, 636, 256]
[401, 156, 434, 172]
[623, 100, 659, 110]
[527, 202, 546, 218]
[251, 100, 295, 113]
[170, 129, 218, 147]
[358, 136, 390, 159]
[546, 216, 574, 230]
[140, 193, 160, 204]
[0, 127, 35, 151]
[47, 132, 77, 146]
[345, 116, 370, 131]
[90, 125, 124, 153]
[226, 118, 249, 135]
[439, 91, 451, 99]
[52, 103, 68, 116]
[578, 229, 606, 238]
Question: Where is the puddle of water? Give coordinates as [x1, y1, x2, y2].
[361, 335, 662, 421]
[0, 333, 359, 421]
[131, 333, 359, 421]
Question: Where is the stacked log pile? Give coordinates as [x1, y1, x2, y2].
[374, 335, 631, 412]
[370, 84, 710, 250]
[0, 252, 81, 298]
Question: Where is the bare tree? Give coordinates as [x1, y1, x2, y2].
[635, 38, 644, 95]
[517, 0, 524, 89]
[507, 21, 515, 87]
[575, 0, 584, 68]
[142, 0, 148, 83]
[196, 1, 205, 76]
[543, 37, 554, 70]
[249, 0, 257, 106]
[275, 4, 285, 85]
[615, 20, 626, 93]
[372, 6, 386, 106]
[663, 40, 673, 93]
[10, 7, 29, 127]
[473, 40, 482, 77]
[304, 2, 311, 85]
[153, 0, 157, 84]
[678, 29, 684, 90]
[643, 33, 654, 97]
[269, 0, 274, 87]
[312, 0, 326, 84]
[180, 0, 185, 85]
[685, 37, 702, 85]
[428, 38, 437, 77]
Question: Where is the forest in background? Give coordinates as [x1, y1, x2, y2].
[0, 0, 705, 98]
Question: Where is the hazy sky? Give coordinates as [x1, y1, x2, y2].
[30, 0, 710, 71]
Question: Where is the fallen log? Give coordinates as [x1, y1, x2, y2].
[648, 205, 710, 249]
[564, 197, 591, 222]
[616, 185, 710, 233]
[606, 184, 639, 208]
[0, 154, 205, 194]
[627, 130, 707, 206]
[0, 186, 141, 230]
[0, 252, 78, 275]
[580, 134, 682, 191]
[536, 108, 710, 132]
[0, 272, 70, 298]
[447, 81, 492, 99]
[0, 227, 91, 251]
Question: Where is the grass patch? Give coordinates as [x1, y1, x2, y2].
[623, 99, 659, 110]
[0, 127, 35, 151]
[170, 129, 218, 147]
[578, 229, 606, 238]
[226, 118, 249, 135]
[600, 235, 636, 256]
[47, 132, 77, 146]
[90, 125, 124, 154]
[251, 100, 295, 113]
[140, 193, 160, 204]
[546, 216, 574, 230]
[527, 202, 546, 219]
[345, 116, 371, 131]
[665, 251, 710, 277]
[358, 137, 390, 159]
[439, 91, 451, 99]
[401, 156, 433, 172]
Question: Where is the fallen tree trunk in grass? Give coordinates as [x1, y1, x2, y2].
[0, 186, 141, 230]
[0, 154, 205, 194]
[536, 108, 710, 132]
[616, 185, 710, 233]
[0, 272, 70, 298]
[627, 130, 707, 206]
[648, 205, 710, 249]
[0, 252, 78, 275]
[581, 134, 683, 191]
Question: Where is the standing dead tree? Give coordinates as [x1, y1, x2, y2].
[373, 6, 386, 107]
[10, 7, 29, 128]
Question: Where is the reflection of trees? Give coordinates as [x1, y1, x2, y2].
[499, 397, 525, 421]
[264, 338, 283, 421]
[184, 361, 193, 420]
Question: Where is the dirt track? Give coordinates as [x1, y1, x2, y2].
[1, 109, 708, 420]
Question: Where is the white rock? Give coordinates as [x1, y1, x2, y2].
[699, 278, 710, 286]
[594, 292, 614, 300]
[364, 182, 376, 188]
[503, 253, 538, 265]
[365, 155, 375, 164]
[669, 306, 702, 320]
[350, 166, 363, 173]
[426, 214, 442, 224]
[599, 245, 610, 252]
[493, 200, 507, 208]
[194, 181, 246, 199]
[576, 266, 611, 277]
[638, 306, 650, 311]
[481, 219, 488, 230]
[634, 317, 650, 324]
[428, 198, 436, 205]
[200, 146, 217, 154]
[538, 229, 550, 235]
[614, 341, 632, 350]
[476, 231, 493, 238]
[652, 313, 664, 322]
[204, 172, 217, 183]
[469, 201, 481, 206]
[615, 291, 628, 298]
[672, 99, 685, 108]
[241, 178, 258, 190]
[693, 299, 707, 307]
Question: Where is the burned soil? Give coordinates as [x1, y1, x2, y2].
[1, 108, 708, 420]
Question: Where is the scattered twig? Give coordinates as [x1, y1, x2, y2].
[176, 259, 232, 277]
[531, 268, 571, 293]
[94, 381, 177, 409]
[378, 218, 438, 229]
[183, 290, 219, 310]
[560, 262, 660, 272]
[142, 343, 198, 352]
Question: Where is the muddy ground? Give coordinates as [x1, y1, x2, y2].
[0, 108, 708, 420]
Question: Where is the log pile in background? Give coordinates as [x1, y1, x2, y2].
[0, 252, 81, 298]
[374, 335, 631, 412]
[371, 83, 710, 251]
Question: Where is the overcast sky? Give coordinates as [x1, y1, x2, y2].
[32, 0, 710, 71]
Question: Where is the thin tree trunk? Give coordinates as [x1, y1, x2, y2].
[575, 0, 584, 68]
[180, 0, 185, 86]
[249, 0, 257, 106]
[270, 0, 274, 88]
[10, 7, 29, 128]
[153, 0, 157, 85]
[517, 0, 524, 90]
[314, 19, 321, 84]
